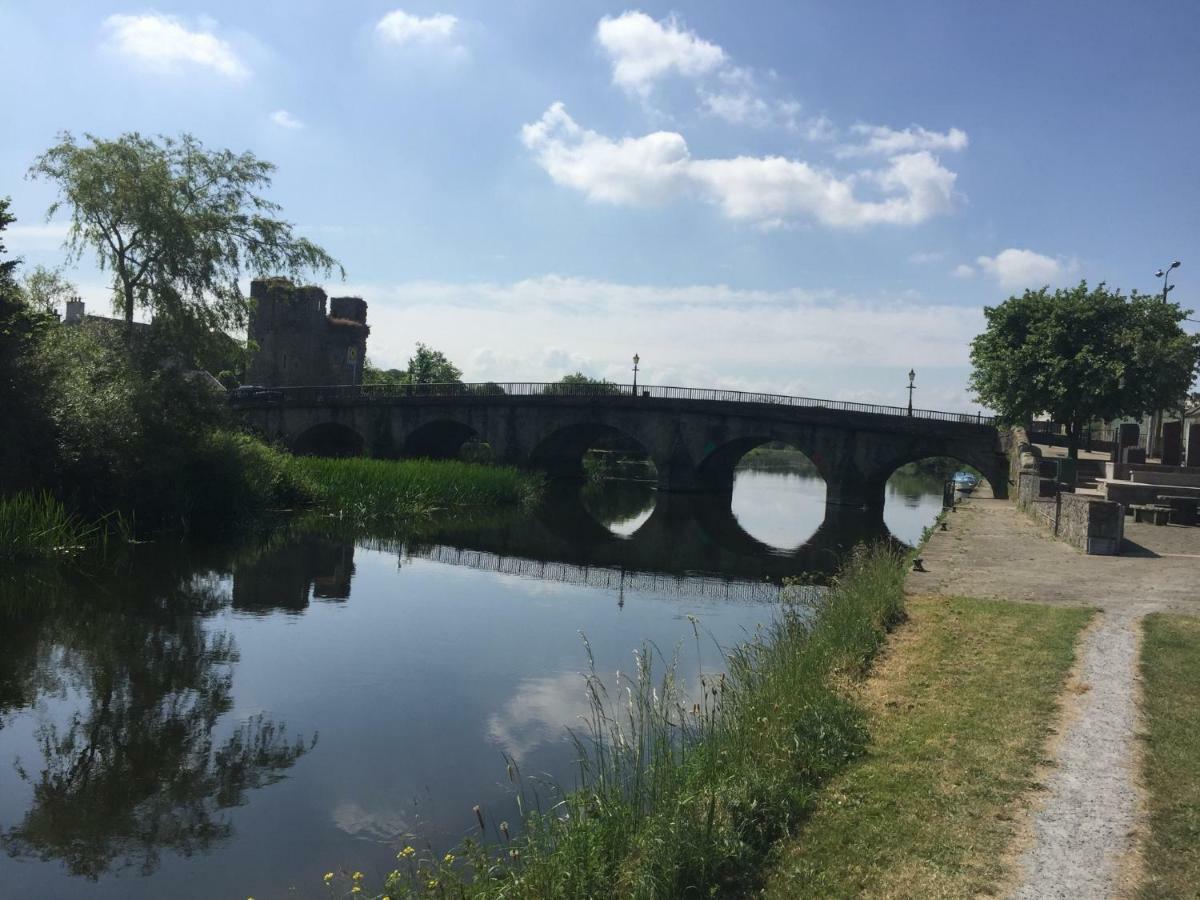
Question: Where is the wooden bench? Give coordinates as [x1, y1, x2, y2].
[1131, 504, 1173, 525]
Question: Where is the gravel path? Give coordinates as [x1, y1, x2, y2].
[908, 496, 1200, 899]
[1012, 608, 1142, 899]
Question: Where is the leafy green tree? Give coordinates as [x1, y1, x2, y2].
[969, 281, 1200, 458]
[0, 199, 60, 492]
[362, 357, 410, 387]
[544, 371, 620, 396]
[405, 343, 462, 384]
[28, 132, 341, 337]
[20, 265, 76, 313]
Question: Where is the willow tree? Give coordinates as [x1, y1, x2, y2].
[969, 281, 1200, 458]
[29, 132, 341, 335]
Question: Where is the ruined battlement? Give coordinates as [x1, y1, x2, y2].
[245, 278, 370, 387]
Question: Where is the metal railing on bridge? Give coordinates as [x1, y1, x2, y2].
[232, 381, 995, 427]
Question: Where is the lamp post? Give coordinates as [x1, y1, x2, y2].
[632, 353, 640, 397]
[1148, 261, 1182, 458]
[907, 369, 916, 417]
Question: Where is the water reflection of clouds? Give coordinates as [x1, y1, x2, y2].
[331, 802, 411, 842]
[486, 671, 590, 764]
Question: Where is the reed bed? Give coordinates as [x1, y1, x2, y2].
[325, 544, 907, 900]
[291, 456, 543, 528]
[0, 491, 131, 560]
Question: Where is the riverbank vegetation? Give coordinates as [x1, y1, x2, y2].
[1137, 613, 1200, 899]
[762, 595, 1091, 898]
[293, 457, 542, 530]
[323, 544, 907, 899]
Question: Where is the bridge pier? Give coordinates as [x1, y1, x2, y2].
[823, 472, 887, 509]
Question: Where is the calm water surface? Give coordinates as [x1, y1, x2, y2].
[0, 464, 945, 898]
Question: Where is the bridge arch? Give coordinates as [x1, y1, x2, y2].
[871, 448, 1003, 503]
[529, 422, 656, 481]
[696, 435, 831, 493]
[403, 419, 482, 460]
[292, 422, 366, 457]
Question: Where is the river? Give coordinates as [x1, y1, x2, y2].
[0, 461, 946, 898]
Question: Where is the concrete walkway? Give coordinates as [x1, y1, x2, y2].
[907, 495, 1199, 899]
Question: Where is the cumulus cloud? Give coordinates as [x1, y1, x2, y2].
[836, 123, 969, 158]
[952, 263, 976, 279]
[970, 248, 1076, 289]
[270, 109, 304, 129]
[375, 9, 458, 46]
[596, 11, 725, 95]
[522, 103, 961, 228]
[102, 13, 248, 79]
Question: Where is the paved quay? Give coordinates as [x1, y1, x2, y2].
[907, 492, 1199, 900]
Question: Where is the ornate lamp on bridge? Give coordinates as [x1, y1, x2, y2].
[633, 353, 640, 397]
[1148, 260, 1181, 458]
[907, 368, 916, 417]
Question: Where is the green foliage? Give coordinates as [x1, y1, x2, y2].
[20, 265, 76, 313]
[543, 372, 621, 396]
[0, 199, 60, 493]
[0, 492, 97, 559]
[290, 456, 542, 529]
[405, 342, 463, 384]
[338, 545, 907, 900]
[363, 358, 411, 386]
[28, 131, 341, 339]
[969, 282, 1200, 456]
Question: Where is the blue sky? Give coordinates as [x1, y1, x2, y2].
[2, 1, 1197, 410]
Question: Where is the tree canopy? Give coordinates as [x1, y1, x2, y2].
[969, 281, 1200, 457]
[29, 132, 341, 335]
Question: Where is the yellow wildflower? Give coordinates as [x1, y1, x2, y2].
[443, 852, 455, 864]
[398, 845, 416, 859]
[352, 871, 364, 881]
[323, 872, 334, 883]
[351, 888, 362, 895]
[427, 879, 439, 890]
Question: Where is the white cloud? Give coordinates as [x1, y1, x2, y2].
[346, 275, 986, 411]
[102, 14, 248, 79]
[520, 103, 690, 206]
[4, 222, 71, 251]
[375, 9, 458, 46]
[836, 124, 969, 158]
[973, 248, 1076, 289]
[952, 263, 976, 278]
[270, 109, 304, 130]
[522, 104, 961, 229]
[909, 251, 945, 264]
[596, 11, 725, 96]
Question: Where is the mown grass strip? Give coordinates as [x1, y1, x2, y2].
[1138, 613, 1200, 900]
[763, 595, 1092, 899]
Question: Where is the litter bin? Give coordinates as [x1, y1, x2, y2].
[1055, 457, 1077, 488]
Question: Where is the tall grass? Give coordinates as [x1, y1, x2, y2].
[291, 456, 543, 529]
[327, 544, 907, 900]
[0, 491, 132, 560]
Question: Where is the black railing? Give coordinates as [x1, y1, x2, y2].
[232, 381, 996, 427]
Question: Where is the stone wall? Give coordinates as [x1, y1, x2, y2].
[246, 279, 369, 387]
[1016, 471, 1124, 554]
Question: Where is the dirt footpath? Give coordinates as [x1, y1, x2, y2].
[907, 495, 1199, 900]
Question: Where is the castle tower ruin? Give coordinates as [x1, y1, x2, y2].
[245, 279, 370, 387]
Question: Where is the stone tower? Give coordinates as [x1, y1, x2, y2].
[245, 279, 370, 387]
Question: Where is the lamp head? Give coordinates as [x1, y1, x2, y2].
[1155, 269, 1165, 278]
[908, 368, 916, 382]
[633, 353, 639, 365]
[1171, 260, 1182, 269]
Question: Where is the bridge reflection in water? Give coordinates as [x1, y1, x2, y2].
[328, 479, 902, 605]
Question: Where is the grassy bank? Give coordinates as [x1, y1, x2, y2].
[762, 596, 1092, 898]
[0, 491, 107, 560]
[291, 456, 543, 530]
[1138, 613, 1200, 899]
[323, 544, 907, 899]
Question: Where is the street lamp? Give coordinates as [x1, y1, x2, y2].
[1154, 260, 1181, 302]
[632, 353, 640, 396]
[907, 369, 916, 417]
[1148, 261, 1182, 458]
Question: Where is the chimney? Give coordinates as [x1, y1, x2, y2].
[65, 297, 85, 324]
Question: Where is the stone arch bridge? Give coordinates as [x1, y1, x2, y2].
[233, 382, 1007, 509]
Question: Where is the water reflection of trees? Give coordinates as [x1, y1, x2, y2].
[580, 480, 656, 531]
[0, 549, 319, 879]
